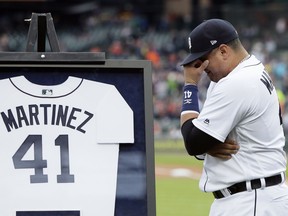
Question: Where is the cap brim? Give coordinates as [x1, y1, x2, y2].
[180, 50, 210, 66]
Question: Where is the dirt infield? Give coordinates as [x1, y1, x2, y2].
[155, 166, 288, 184]
[155, 165, 202, 179]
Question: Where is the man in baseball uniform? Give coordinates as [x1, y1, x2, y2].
[180, 19, 288, 215]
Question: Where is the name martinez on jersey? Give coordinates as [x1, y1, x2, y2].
[0, 104, 94, 133]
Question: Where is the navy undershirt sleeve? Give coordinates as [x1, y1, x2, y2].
[181, 119, 222, 155]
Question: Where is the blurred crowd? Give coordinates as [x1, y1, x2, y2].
[1, 5, 288, 140]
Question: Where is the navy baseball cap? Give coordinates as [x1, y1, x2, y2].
[180, 19, 239, 66]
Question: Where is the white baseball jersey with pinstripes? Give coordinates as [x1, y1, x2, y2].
[0, 76, 134, 215]
[192, 55, 287, 192]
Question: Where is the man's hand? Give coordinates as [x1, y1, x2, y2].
[180, 59, 209, 125]
[183, 60, 209, 85]
[208, 139, 240, 160]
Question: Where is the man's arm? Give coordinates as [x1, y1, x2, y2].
[180, 60, 239, 159]
[180, 60, 208, 126]
[181, 118, 221, 155]
[181, 119, 239, 159]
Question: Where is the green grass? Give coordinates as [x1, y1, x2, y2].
[155, 153, 203, 167]
[156, 178, 213, 216]
[155, 139, 213, 216]
[155, 139, 203, 167]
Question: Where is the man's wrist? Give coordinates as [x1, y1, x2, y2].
[181, 84, 200, 113]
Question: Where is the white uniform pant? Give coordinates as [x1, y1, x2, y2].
[209, 183, 288, 216]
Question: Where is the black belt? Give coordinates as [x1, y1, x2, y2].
[213, 173, 284, 199]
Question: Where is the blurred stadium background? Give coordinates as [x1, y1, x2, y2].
[1, 0, 288, 145]
[1, 1, 288, 215]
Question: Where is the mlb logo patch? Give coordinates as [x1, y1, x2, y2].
[42, 89, 53, 95]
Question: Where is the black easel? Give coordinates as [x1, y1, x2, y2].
[17, 12, 105, 63]
[25, 13, 60, 52]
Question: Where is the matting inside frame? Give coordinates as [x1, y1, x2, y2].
[0, 54, 155, 216]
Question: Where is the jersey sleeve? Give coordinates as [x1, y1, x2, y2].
[96, 85, 134, 144]
[193, 78, 248, 142]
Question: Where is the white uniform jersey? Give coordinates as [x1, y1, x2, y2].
[0, 76, 134, 215]
[193, 55, 287, 192]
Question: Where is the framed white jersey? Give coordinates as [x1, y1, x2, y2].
[0, 75, 134, 215]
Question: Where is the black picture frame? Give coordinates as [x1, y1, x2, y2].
[0, 52, 155, 216]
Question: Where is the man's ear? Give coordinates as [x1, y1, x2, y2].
[219, 44, 229, 59]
